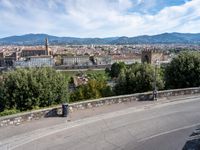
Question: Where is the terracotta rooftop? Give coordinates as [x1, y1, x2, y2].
[29, 55, 52, 58]
[112, 54, 141, 60]
[73, 76, 88, 87]
[22, 46, 47, 51]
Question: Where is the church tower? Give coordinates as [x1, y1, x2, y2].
[45, 38, 49, 55]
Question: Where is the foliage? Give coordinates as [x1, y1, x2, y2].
[0, 109, 20, 117]
[69, 69, 113, 102]
[61, 69, 105, 77]
[0, 67, 68, 112]
[165, 51, 200, 89]
[0, 80, 5, 112]
[114, 63, 164, 95]
[108, 62, 126, 78]
[87, 72, 109, 81]
[70, 77, 113, 102]
[105, 67, 110, 75]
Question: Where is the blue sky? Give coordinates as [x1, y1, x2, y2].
[0, 0, 199, 38]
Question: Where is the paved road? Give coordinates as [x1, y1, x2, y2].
[1, 96, 200, 150]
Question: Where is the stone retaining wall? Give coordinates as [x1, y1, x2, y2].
[1, 87, 200, 128]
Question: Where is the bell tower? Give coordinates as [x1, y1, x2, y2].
[45, 38, 49, 55]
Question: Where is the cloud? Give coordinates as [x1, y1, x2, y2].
[0, 0, 199, 37]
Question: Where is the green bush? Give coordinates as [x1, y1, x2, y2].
[0, 109, 20, 117]
[0, 67, 68, 112]
[70, 79, 113, 102]
[108, 62, 126, 78]
[114, 63, 164, 95]
[165, 51, 200, 89]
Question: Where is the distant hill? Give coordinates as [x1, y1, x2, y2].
[0, 32, 200, 45]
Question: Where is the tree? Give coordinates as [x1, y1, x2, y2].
[87, 72, 109, 81]
[0, 68, 68, 111]
[70, 73, 113, 102]
[105, 67, 111, 75]
[109, 62, 126, 78]
[114, 63, 164, 95]
[165, 51, 200, 89]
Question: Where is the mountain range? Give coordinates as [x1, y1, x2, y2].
[0, 32, 200, 45]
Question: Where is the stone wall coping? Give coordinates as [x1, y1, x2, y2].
[69, 91, 152, 106]
[1, 87, 200, 121]
[158, 87, 200, 93]
[0, 106, 61, 121]
[70, 87, 200, 106]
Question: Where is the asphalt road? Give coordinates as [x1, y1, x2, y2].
[1, 96, 200, 150]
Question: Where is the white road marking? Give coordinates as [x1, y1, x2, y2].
[0, 96, 200, 149]
[138, 123, 200, 142]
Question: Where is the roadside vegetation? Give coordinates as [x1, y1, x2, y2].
[165, 51, 200, 89]
[0, 68, 68, 115]
[60, 69, 105, 77]
[114, 63, 164, 95]
[0, 51, 200, 116]
[70, 72, 113, 102]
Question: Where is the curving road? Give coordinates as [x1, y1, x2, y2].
[1, 96, 200, 150]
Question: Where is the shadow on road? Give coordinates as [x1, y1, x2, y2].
[182, 128, 200, 150]
[44, 108, 63, 118]
[138, 94, 154, 101]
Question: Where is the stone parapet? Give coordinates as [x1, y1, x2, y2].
[1, 87, 200, 128]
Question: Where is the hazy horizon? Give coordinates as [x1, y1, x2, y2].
[1, 32, 200, 39]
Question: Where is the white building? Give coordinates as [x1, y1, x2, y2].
[111, 54, 141, 65]
[62, 55, 92, 66]
[14, 55, 54, 68]
[95, 55, 112, 65]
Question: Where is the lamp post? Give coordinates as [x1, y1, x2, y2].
[153, 59, 159, 100]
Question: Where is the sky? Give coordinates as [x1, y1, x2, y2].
[0, 0, 200, 38]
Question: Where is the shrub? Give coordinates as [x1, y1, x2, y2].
[165, 51, 200, 89]
[0, 109, 20, 117]
[0, 67, 68, 112]
[114, 63, 164, 95]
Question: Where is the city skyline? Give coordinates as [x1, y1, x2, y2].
[0, 0, 199, 38]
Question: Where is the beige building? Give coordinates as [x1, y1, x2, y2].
[21, 38, 52, 57]
[95, 55, 112, 65]
[0, 49, 20, 67]
[62, 55, 92, 66]
[141, 49, 165, 64]
[14, 55, 54, 68]
[111, 54, 141, 65]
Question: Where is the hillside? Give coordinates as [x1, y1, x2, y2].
[0, 32, 200, 45]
